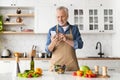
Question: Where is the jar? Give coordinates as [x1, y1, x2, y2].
[16, 17, 23, 23]
[16, 8, 21, 14]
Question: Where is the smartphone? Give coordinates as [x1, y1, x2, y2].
[51, 31, 56, 37]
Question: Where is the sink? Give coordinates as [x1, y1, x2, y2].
[87, 56, 120, 58]
[87, 56, 105, 58]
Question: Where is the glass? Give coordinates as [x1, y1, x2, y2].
[79, 17, 83, 23]
[79, 9, 83, 15]
[104, 9, 108, 15]
[104, 17, 108, 23]
[89, 25, 93, 30]
[94, 9, 97, 15]
[74, 9, 78, 15]
[109, 17, 113, 23]
[89, 17, 93, 23]
[104, 24, 108, 30]
[109, 24, 113, 30]
[74, 17, 78, 23]
[94, 17, 98, 23]
[94, 24, 98, 30]
[89, 10, 93, 15]
[79, 24, 83, 30]
[109, 9, 113, 15]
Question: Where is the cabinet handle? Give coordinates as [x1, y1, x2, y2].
[3, 61, 10, 63]
[54, 4, 56, 6]
[70, 4, 72, 6]
[41, 60, 49, 62]
[102, 30, 104, 32]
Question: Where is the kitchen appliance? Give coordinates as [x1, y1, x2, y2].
[1, 48, 11, 58]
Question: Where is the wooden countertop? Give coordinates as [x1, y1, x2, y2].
[0, 57, 120, 60]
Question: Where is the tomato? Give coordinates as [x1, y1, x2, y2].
[72, 72, 77, 76]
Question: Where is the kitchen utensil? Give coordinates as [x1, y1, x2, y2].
[54, 64, 66, 74]
[1, 47, 11, 58]
[30, 45, 36, 57]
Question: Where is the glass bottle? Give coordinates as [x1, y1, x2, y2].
[30, 56, 34, 71]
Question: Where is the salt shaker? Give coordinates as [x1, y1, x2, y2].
[94, 65, 99, 74]
[102, 66, 107, 76]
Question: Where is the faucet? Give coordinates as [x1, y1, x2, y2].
[96, 42, 104, 58]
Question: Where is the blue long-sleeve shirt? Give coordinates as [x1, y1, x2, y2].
[45, 23, 83, 54]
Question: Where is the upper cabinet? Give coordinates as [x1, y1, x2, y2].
[34, 0, 59, 33]
[68, 0, 115, 34]
[0, 0, 35, 7]
[35, 0, 74, 33]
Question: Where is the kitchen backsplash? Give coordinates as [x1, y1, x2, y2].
[0, 34, 112, 58]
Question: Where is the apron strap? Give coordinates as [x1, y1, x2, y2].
[56, 24, 72, 34]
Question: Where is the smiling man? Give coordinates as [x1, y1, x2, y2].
[45, 6, 83, 71]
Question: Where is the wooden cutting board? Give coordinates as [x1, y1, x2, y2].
[96, 74, 110, 78]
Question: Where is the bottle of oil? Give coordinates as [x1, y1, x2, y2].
[30, 56, 34, 71]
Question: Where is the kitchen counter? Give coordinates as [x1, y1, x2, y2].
[0, 71, 120, 80]
[1, 57, 120, 60]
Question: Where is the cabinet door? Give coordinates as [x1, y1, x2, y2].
[16, 0, 36, 7]
[19, 60, 30, 73]
[0, 60, 15, 73]
[0, 0, 15, 6]
[35, 60, 50, 71]
[35, 6, 56, 33]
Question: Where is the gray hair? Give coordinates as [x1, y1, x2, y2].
[56, 6, 69, 16]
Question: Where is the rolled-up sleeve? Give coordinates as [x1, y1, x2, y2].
[73, 26, 83, 49]
[45, 30, 52, 54]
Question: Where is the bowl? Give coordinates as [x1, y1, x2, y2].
[54, 64, 66, 74]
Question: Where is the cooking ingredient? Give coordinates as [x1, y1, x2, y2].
[35, 68, 42, 74]
[30, 56, 34, 71]
[18, 69, 42, 78]
[0, 15, 3, 31]
[54, 64, 66, 74]
[76, 70, 83, 76]
[80, 65, 90, 73]
[72, 65, 97, 78]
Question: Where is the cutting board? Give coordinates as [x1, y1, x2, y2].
[96, 74, 110, 78]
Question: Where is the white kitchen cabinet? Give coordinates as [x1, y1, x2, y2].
[0, 60, 15, 73]
[16, 0, 35, 7]
[35, 6, 56, 33]
[75, 0, 115, 33]
[78, 60, 120, 72]
[0, 0, 36, 7]
[35, 0, 74, 33]
[35, 60, 50, 71]
[19, 60, 30, 73]
[0, 0, 15, 6]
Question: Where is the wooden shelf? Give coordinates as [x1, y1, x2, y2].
[7, 14, 34, 17]
[0, 31, 34, 34]
[4, 22, 24, 26]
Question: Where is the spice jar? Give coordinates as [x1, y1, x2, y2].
[94, 65, 99, 74]
[102, 66, 107, 76]
[16, 17, 23, 23]
[16, 8, 21, 14]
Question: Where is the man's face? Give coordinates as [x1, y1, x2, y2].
[56, 9, 68, 27]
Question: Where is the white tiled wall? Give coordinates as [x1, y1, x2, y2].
[0, 34, 112, 57]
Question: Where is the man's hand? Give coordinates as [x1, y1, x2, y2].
[58, 33, 67, 41]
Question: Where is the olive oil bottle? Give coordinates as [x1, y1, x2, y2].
[30, 56, 34, 71]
